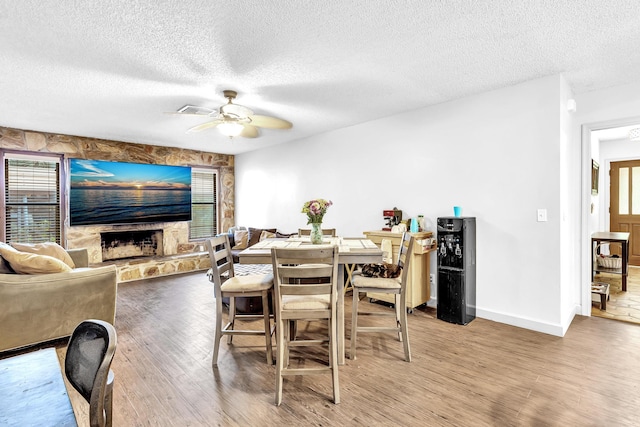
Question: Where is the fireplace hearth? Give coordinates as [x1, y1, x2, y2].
[101, 229, 163, 261]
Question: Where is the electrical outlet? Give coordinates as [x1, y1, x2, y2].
[430, 274, 435, 284]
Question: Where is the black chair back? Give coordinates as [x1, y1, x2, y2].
[65, 319, 117, 427]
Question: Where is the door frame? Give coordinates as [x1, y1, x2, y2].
[581, 116, 640, 316]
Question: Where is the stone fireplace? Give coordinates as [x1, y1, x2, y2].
[101, 229, 163, 261]
[66, 221, 211, 282]
[67, 221, 192, 264]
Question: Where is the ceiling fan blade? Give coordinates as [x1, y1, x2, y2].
[240, 125, 259, 138]
[221, 103, 253, 117]
[187, 120, 223, 133]
[249, 114, 293, 129]
[165, 111, 214, 117]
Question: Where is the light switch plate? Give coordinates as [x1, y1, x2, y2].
[537, 209, 548, 222]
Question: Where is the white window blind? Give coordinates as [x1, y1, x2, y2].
[190, 169, 217, 239]
[4, 156, 61, 244]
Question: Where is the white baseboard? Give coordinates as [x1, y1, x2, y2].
[429, 297, 572, 337]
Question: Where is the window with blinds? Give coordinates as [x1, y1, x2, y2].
[190, 169, 217, 239]
[4, 156, 61, 244]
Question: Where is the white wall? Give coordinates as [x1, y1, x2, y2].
[590, 132, 600, 235]
[237, 75, 567, 335]
[559, 75, 579, 334]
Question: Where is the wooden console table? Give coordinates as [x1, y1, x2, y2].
[591, 231, 630, 292]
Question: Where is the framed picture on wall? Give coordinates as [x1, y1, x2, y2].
[592, 160, 599, 195]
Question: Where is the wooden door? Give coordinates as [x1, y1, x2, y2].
[610, 160, 640, 265]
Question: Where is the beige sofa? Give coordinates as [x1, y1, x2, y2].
[0, 248, 117, 352]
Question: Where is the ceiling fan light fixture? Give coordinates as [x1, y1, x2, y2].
[629, 128, 640, 141]
[217, 122, 244, 137]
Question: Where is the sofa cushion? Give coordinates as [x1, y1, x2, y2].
[10, 242, 75, 269]
[231, 230, 249, 250]
[259, 230, 276, 241]
[248, 228, 277, 247]
[0, 246, 72, 274]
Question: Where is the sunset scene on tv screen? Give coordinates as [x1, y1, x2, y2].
[69, 159, 192, 226]
[70, 159, 191, 189]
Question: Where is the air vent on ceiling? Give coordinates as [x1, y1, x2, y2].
[177, 105, 214, 115]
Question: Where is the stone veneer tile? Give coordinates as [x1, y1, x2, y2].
[24, 132, 47, 151]
[113, 253, 210, 283]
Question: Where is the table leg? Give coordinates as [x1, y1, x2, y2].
[337, 263, 345, 365]
[623, 239, 629, 292]
[591, 239, 595, 282]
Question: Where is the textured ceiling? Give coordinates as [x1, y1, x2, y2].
[2, 1, 640, 155]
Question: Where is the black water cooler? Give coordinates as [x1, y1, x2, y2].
[437, 217, 476, 325]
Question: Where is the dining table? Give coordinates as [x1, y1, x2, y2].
[238, 236, 383, 365]
[0, 347, 78, 426]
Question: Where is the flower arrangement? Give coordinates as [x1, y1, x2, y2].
[301, 198, 333, 224]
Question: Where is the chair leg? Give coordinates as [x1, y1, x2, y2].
[350, 288, 359, 360]
[395, 294, 402, 342]
[212, 296, 224, 367]
[284, 319, 291, 367]
[262, 290, 273, 365]
[227, 297, 236, 344]
[399, 295, 411, 362]
[289, 320, 298, 341]
[105, 370, 114, 427]
[275, 316, 286, 406]
[329, 316, 340, 404]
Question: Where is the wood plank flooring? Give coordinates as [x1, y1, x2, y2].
[592, 266, 640, 325]
[12, 271, 640, 426]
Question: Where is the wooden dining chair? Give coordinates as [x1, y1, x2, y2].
[298, 228, 336, 237]
[350, 232, 415, 362]
[206, 235, 274, 367]
[65, 319, 117, 427]
[270, 245, 340, 406]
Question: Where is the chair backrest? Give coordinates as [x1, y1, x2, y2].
[396, 232, 415, 289]
[271, 246, 339, 320]
[205, 235, 235, 296]
[298, 228, 336, 237]
[65, 319, 117, 427]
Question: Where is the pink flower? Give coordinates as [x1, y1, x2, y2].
[301, 198, 333, 224]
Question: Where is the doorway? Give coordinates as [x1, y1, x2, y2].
[584, 119, 640, 322]
[609, 160, 640, 265]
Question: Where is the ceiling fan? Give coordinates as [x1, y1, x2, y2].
[174, 90, 293, 138]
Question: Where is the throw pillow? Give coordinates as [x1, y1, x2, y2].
[0, 254, 14, 274]
[0, 246, 72, 274]
[259, 230, 276, 241]
[0, 244, 18, 273]
[232, 230, 249, 250]
[10, 242, 76, 269]
[361, 263, 402, 278]
[248, 228, 277, 247]
[276, 231, 297, 238]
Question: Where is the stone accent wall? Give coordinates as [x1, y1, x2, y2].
[0, 126, 232, 280]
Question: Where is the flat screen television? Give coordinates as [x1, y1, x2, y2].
[69, 159, 192, 226]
